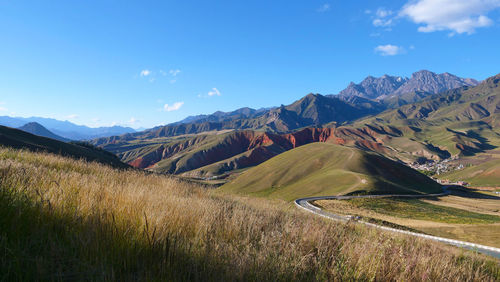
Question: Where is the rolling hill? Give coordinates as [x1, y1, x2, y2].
[220, 143, 442, 201]
[0, 125, 129, 169]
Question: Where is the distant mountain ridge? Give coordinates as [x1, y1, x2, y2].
[174, 107, 273, 125]
[336, 70, 478, 101]
[93, 93, 379, 144]
[93, 71, 477, 142]
[18, 122, 69, 142]
[0, 116, 136, 140]
[93, 72, 500, 182]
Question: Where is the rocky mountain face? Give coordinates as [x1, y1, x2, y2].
[337, 70, 478, 101]
[338, 75, 408, 99]
[392, 70, 479, 96]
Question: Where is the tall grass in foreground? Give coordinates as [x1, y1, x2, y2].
[0, 147, 499, 281]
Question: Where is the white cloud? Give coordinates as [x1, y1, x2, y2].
[400, 0, 500, 34]
[66, 114, 78, 119]
[164, 102, 184, 112]
[140, 69, 152, 77]
[207, 88, 221, 97]
[317, 4, 330, 12]
[0, 107, 7, 111]
[374, 44, 405, 56]
[372, 7, 394, 27]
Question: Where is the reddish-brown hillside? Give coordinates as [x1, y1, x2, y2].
[122, 127, 395, 177]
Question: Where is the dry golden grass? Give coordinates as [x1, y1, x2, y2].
[1, 147, 499, 281]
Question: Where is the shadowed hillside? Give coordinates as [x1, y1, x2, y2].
[0, 125, 128, 169]
[18, 122, 69, 142]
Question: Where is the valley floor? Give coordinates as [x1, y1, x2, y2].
[315, 189, 500, 248]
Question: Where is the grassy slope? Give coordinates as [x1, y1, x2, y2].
[0, 125, 128, 168]
[221, 143, 442, 201]
[343, 74, 500, 185]
[440, 156, 500, 187]
[341, 198, 500, 224]
[1, 147, 499, 280]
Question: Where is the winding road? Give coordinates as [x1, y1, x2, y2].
[294, 188, 500, 259]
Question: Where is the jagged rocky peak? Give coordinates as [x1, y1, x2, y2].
[337, 70, 478, 100]
[393, 70, 479, 95]
[338, 74, 408, 99]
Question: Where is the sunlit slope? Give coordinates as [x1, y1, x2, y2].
[221, 143, 441, 201]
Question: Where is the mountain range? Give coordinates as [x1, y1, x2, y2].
[90, 70, 499, 188]
[95, 70, 477, 144]
[336, 70, 478, 100]
[0, 116, 136, 140]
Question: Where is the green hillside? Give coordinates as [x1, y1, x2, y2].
[0, 125, 128, 169]
[440, 156, 500, 187]
[343, 73, 500, 185]
[221, 143, 442, 201]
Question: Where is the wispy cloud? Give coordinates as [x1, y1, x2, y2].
[142, 68, 181, 83]
[374, 44, 405, 56]
[128, 117, 139, 125]
[66, 114, 78, 119]
[140, 69, 152, 77]
[0, 102, 6, 112]
[164, 102, 184, 112]
[169, 69, 181, 76]
[207, 88, 221, 97]
[317, 4, 331, 12]
[400, 0, 500, 35]
[372, 7, 394, 27]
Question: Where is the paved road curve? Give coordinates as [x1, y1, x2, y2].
[294, 189, 500, 259]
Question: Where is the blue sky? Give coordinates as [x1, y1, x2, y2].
[1, 0, 500, 129]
